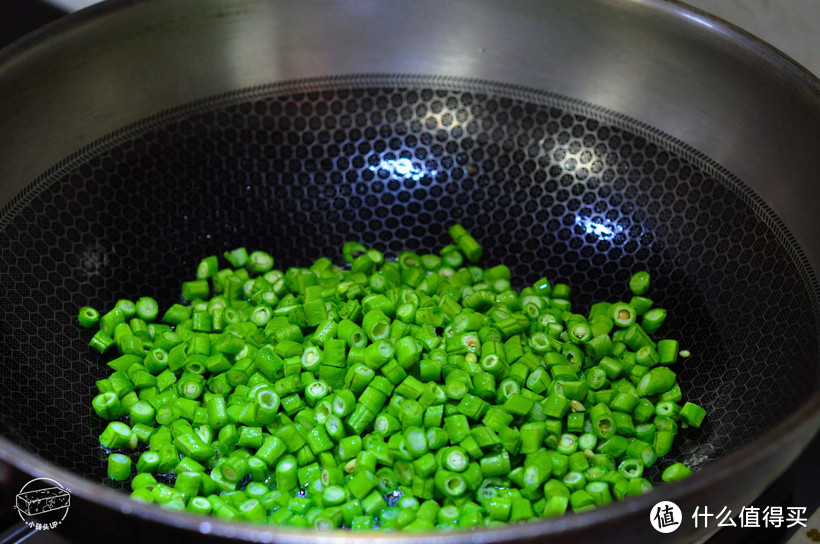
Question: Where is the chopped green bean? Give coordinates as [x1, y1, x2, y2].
[83, 224, 702, 531]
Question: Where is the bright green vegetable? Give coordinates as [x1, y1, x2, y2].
[78, 306, 100, 329]
[83, 224, 702, 531]
[679, 401, 708, 428]
[661, 462, 693, 482]
[628, 271, 651, 296]
[107, 453, 132, 481]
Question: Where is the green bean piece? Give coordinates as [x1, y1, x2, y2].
[679, 401, 708, 428]
[628, 271, 651, 296]
[108, 453, 132, 481]
[610, 303, 637, 328]
[662, 462, 693, 482]
[641, 308, 667, 335]
[78, 306, 101, 329]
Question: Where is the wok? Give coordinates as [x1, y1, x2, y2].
[0, 1, 817, 542]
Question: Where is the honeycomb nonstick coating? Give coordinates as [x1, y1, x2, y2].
[0, 78, 816, 485]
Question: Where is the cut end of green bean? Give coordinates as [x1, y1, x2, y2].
[82, 224, 702, 532]
[78, 306, 100, 329]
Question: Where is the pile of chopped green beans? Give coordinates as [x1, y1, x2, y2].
[81, 224, 706, 531]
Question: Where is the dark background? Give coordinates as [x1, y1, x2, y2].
[0, 0, 65, 49]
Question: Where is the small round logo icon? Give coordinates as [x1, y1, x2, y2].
[650, 501, 682, 533]
[14, 478, 70, 531]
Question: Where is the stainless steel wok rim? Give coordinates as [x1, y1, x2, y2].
[0, 0, 817, 89]
[660, 0, 819, 87]
[0, 394, 817, 541]
[0, 0, 818, 540]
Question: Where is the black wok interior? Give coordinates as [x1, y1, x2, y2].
[0, 77, 816, 488]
